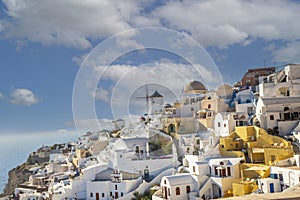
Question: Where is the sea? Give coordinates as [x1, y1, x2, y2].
[0, 131, 78, 194]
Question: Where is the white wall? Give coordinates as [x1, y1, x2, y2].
[271, 166, 300, 188]
[258, 178, 281, 193]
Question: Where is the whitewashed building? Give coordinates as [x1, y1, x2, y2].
[256, 96, 300, 135]
[257, 178, 281, 193]
[214, 112, 249, 137]
[86, 168, 142, 200]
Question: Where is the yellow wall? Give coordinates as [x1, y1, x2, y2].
[232, 180, 258, 196]
[220, 126, 294, 165]
[240, 163, 270, 179]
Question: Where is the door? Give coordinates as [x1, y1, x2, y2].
[164, 187, 167, 199]
[270, 183, 274, 193]
[115, 192, 118, 199]
[96, 193, 99, 200]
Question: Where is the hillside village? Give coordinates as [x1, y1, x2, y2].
[5, 64, 300, 200]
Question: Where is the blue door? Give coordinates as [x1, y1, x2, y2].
[270, 183, 274, 193]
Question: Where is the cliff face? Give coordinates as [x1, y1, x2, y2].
[0, 163, 32, 197]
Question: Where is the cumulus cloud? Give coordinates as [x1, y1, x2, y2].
[153, 0, 300, 48]
[10, 88, 39, 106]
[0, 92, 4, 99]
[2, 0, 300, 51]
[271, 41, 300, 63]
[1, 0, 135, 49]
[91, 87, 110, 102]
[70, 119, 114, 132]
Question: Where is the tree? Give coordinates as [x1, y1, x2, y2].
[132, 191, 142, 200]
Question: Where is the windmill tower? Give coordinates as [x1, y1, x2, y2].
[136, 84, 150, 157]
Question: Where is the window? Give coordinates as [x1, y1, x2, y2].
[227, 167, 231, 176]
[279, 173, 283, 181]
[164, 180, 166, 184]
[270, 115, 274, 120]
[218, 122, 221, 127]
[214, 166, 218, 175]
[168, 188, 170, 196]
[110, 192, 113, 197]
[186, 185, 191, 193]
[196, 140, 200, 145]
[271, 155, 276, 162]
[191, 107, 194, 111]
[115, 185, 118, 190]
[102, 193, 105, 197]
[193, 166, 195, 172]
[208, 104, 211, 109]
[90, 193, 93, 197]
[224, 123, 227, 128]
[270, 173, 278, 179]
[176, 187, 180, 195]
[121, 192, 123, 197]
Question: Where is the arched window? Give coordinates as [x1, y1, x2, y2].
[284, 107, 290, 111]
[176, 187, 180, 195]
[168, 124, 175, 133]
[187, 147, 190, 153]
[186, 185, 191, 193]
[208, 104, 211, 109]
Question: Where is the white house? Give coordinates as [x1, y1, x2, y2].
[256, 96, 300, 135]
[153, 156, 243, 200]
[214, 112, 249, 137]
[86, 168, 142, 200]
[156, 174, 198, 200]
[257, 178, 281, 193]
[270, 165, 300, 191]
[258, 64, 300, 98]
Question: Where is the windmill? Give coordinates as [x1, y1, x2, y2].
[135, 83, 151, 158]
[136, 84, 150, 117]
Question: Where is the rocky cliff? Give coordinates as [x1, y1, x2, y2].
[0, 162, 32, 197]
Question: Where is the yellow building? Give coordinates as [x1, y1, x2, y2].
[232, 179, 258, 196]
[220, 126, 294, 165]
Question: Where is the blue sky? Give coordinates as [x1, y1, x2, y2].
[1, 0, 300, 134]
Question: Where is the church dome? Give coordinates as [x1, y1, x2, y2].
[184, 80, 207, 94]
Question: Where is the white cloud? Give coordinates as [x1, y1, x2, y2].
[72, 119, 114, 132]
[10, 88, 39, 106]
[0, 92, 4, 99]
[271, 41, 300, 63]
[2, 0, 300, 50]
[153, 0, 300, 48]
[91, 87, 110, 102]
[1, 0, 136, 49]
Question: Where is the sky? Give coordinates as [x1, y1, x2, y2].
[1, 0, 300, 135]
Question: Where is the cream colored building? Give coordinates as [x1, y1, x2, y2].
[259, 64, 300, 98]
[256, 96, 300, 135]
[161, 116, 207, 138]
